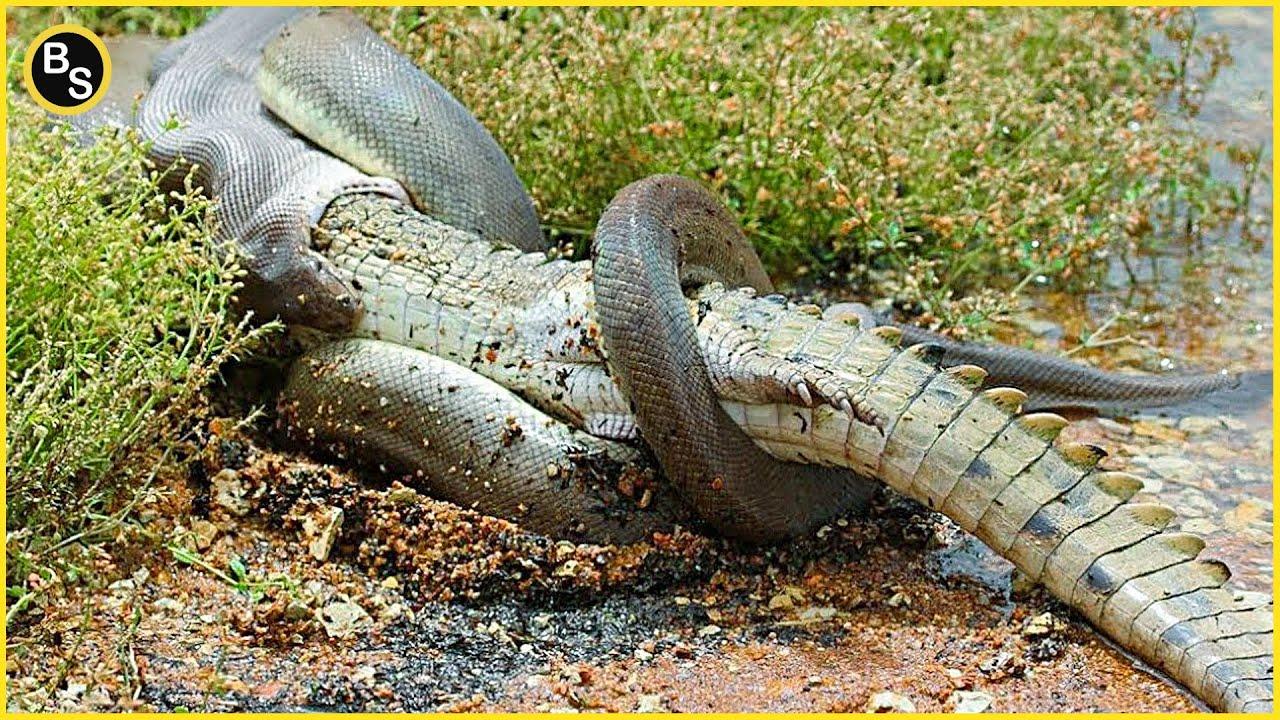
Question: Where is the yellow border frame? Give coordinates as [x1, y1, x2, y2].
[0, 3, 1275, 719]
[21, 23, 113, 115]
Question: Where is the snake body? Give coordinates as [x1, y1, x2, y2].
[128, 8, 1272, 711]
[258, 10, 542, 251]
[591, 175, 875, 541]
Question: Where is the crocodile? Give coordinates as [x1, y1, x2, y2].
[282, 190, 1274, 712]
[103, 7, 1272, 712]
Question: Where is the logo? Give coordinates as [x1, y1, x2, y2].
[23, 24, 112, 115]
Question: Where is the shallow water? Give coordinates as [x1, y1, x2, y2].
[937, 7, 1274, 594]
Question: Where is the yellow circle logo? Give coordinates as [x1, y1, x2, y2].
[23, 24, 113, 115]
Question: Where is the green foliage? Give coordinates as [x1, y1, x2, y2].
[4, 101, 271, 611]
[8, 5, 214, 38]
[363, 6, 1248, 329]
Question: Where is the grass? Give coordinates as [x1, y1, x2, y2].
[9, 6, 1254, 331]
[4, 100, 272, 624]
[359, 6, 1254, 330]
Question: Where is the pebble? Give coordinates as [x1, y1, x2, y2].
[302, 506, 343, 562]
[154, 597, 184, 614]
[1140, 476, 1165, 495]
[1021, 612, 1060, 639]
[866, 691, 916, 713]
[1181, 518, 1219, 535]
[635, 694, 666, 713]
[1011, 314, 1062, 339]
[1095, 418, 1132, 436]
[1143, 456, 1199, 483]
[950, 690, 994, 713]
[1132, 420, 1186, 442]
[191, 519, 219, 550]
[1177, 416, 1222, 434]
[210, 468, 255, 516]
[318, 600, 371, 639]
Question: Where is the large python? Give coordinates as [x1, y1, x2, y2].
[113, 8, 1271, 711]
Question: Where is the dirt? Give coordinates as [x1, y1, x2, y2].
[8, 418, 1212, 713]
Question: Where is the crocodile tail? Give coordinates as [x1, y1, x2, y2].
[703, 289, 1274, 712]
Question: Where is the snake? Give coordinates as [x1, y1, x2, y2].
[255, 8, 1250, 540]
[121, 8, 1271, 710]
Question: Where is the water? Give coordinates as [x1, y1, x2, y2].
[939, 7, 1274, 593]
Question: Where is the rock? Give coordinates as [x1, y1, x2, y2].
[1021, 612, 1061, 639]
[1177, 416, 1222, 434]
[979, 651, 1015, 675]
[1010, 313, 1062, 339]
[385, 485, 419, 504]
[1224, 498, 1268, 531]
[866, 691, 916, 713]
[1132, 420, 1186, 442]
[635, 694, 666, 713]
[284, 601, 312, 621]
[154, 597, 184, 614]
[1095, 418, 1132, 436]
[768, 593, 794, 610]
[211, 468, 258, 516]
[698, 624, 721, 637]
[1181, 518, 1219, 535]
[191, 519, 220, 550]
[318, 599, 371, 639]
[1221, 416, 1249, 432]
[797, 606, 838, 622]
[950, 690, 993, 713]
[768, 585, 805, 610]
[1140, 476, 1164, 495]
[301, 506, 343, 561]
[1144, 456, 1199, 483]
[107, 578, 136, 593]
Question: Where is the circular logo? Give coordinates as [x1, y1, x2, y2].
[23, 24, 112, 115]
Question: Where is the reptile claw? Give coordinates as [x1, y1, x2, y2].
[795, 380, 813, 406]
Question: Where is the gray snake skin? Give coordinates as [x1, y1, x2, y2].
[107, 7, 1270, 711]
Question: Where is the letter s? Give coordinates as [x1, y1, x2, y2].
[68, 66, 93, 100]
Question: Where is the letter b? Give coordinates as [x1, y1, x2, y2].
[42, 41, 70, 74]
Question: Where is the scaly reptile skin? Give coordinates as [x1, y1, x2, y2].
[257, 10, 542, 251]
[133, 8, 1271, 711]
[591, 175, 877, 542]
[294, 192, 1272, 712]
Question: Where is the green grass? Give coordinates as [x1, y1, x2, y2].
[9, 5, 214, 38]
[358, 6, 1251, 330]
[9, 6, 1251, 331]
[4, 101, 271, 621]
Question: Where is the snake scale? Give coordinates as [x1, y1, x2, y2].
[121, 8, 1272, 711]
